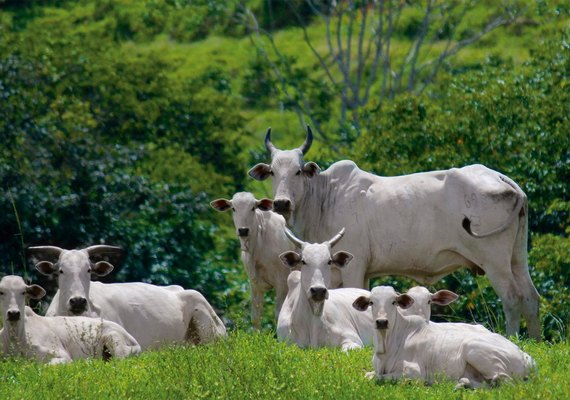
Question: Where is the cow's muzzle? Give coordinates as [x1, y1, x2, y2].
[310, 286, 328, 302]
[7, 310, 20, 322]
[273, 199, 291, 214]
[237, 228, 249, 237]
[376, 319, 388, 330]
[69, 296, 87, 315]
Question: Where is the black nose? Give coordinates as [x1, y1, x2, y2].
[310, 287, 328, 302]
[273, 199, 291, 213]
[376, 319, 388, 330]
[238, 228, 249, 237]
[69, 296, 87, 313]
[7, 310, 20, 321]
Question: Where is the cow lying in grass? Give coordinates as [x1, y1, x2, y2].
[353, 286, 535, 389]
[402, 286, 459, 321]
[0, 275, 140, 364]
[277, 228, 372, 351]
[28, 245, 227, 349]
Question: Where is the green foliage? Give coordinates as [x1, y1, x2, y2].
[0, 333, 566, 399]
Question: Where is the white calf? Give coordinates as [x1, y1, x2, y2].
[0, 275, 140, 364]
[353, 286, 535, 388]
[277, 228, 373, 351]
[402, 286, 459, 321]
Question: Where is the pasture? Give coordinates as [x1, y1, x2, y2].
[0, 332, 567, 399]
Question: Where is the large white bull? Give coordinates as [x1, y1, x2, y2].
[210, 192, 294, 330]
[0, 275, 140, 364]
[27, 245, 227, 349]
[352, 286, 536, 388]
[248, 127, 540, 339]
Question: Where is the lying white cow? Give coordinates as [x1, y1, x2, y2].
[27, 245, 227, 349]
[0, 275, 140, 364]
[402, 286, 459, 321]
[277, 228, 373, 351]
[249, 127, 540, 339]
[353, 286, 535, 389]
[210, 192, 294, 330]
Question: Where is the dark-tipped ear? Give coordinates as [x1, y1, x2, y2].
[210, 199, 232, 212]
[397, 294, 414, 309]
[35, 261, 58, 277]
[279, 251, 302, 268]
[352, 296, 371, 312]
[302, 162, 320, 177]
[257, 198, 273, 211]
[332, 251, 353, 268]
[26, 284, 46, 300]
[92, 261, 114, 277]
[431, 290, 459, 306]
[248, 163, 272, 181]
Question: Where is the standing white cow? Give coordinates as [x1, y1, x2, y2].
[352, 286, 536, 389]
[402, 286, 459, 321]
[27, 245, 227, 349]
[277, 228, 373, 351]
[210, 192, 294, 330]
[0, 275, 140, 364]
[248, 126, 540, 339]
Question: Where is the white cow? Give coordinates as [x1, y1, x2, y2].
[352, 286, 536, 389]
[27, 245, 227, 349]
[210, 192, 295, 330]
[0, 275, 140, 364]
[402, 286, 459, 321]
[248, 127, 540, 339]
[277, 228, 373, 351]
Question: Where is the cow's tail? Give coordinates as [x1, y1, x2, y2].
[462, 175, 526, 239]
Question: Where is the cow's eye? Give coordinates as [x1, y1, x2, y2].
[231, 207, 235, 212]
[251, 207, 256, 212]
[87, 268, 92, 273]
[427, 300, 431, 304]
[327, 260, 332, 265]
[0, 291, 4, 295]
[59, 269, 63, 274]
[269, 171, 274, 176]
[301, 260, 306, 265]
[369, 301, 373, 305]
[392, 301, 396, 305]
[295, 170, 301, 176]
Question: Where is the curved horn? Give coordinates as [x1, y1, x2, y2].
[284, 228, 305, 248]
[328, 227, 346, 248]
[264, 127, 277, 155]
[299, 125, 313, 155]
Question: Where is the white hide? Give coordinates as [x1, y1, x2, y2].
[0, 275, 140, 364]
[353, 286, 536, 388]
[28, 246, 227, 349]
[248, 128, 540, 340]
[277, 231, 373, 351]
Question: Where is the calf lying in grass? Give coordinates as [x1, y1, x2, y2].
[353, 286, 535, 389]
[0, 275, 140, 364]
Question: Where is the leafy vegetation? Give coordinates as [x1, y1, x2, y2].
[0, 0, 568, 340]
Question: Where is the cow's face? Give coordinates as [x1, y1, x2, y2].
[32, 246, 118, 316]
[0, 276, 45, 326]
[248, 128, 319, 221]
[353, 286, 414, 354]
[210, 192, 273, 251]
[280, 240, 352, 317]
[403, 286, 459, 321]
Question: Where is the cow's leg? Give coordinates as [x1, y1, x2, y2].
[179, 290, 227, 345]
[485, 267, 522, 337]
[250, 283, 264, 331]
[274, 284, 288, 322]
[101, 325, 141, 359]
[511, 266, 540, 340]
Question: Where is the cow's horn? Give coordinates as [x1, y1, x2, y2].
[284, 228, 305, 248]
[328, 227, 346, 248]
[299, 125, 313, 155]
[265, 127, 277, 155]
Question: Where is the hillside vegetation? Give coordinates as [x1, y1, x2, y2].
[0, 0, 568, 340]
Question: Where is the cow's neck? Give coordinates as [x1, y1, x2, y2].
[1, 317, 27, 356]
[291, 174, 332, 241]
[290, 288, 326, 346]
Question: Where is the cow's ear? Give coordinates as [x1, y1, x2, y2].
[397, 294, 414, 309]
[331, 251, 353, 268]
[431, 290, 459, 306]
[302, 162, 320, 177]
[210, 199, 232, 212]
[248, 163, 272, 181]
[352, 296, 371, 312]
[279, 251, 302, 268]
[26, 284, 46, 300]
[35, 261, 58, 277]
[257, 198, 273, 211]
[92, 261, 114, 277]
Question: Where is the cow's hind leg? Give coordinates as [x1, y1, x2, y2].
[179, 290, 227, 345]
[101, 323, 141, 359]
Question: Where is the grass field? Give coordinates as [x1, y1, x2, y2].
[1, 331, 567, 399]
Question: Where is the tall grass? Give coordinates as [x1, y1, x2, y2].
[0, 332, 567, 399]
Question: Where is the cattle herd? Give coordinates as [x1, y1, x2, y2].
[1, 127, 540, 389]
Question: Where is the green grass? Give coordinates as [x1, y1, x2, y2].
[0, 332, 567, 399]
